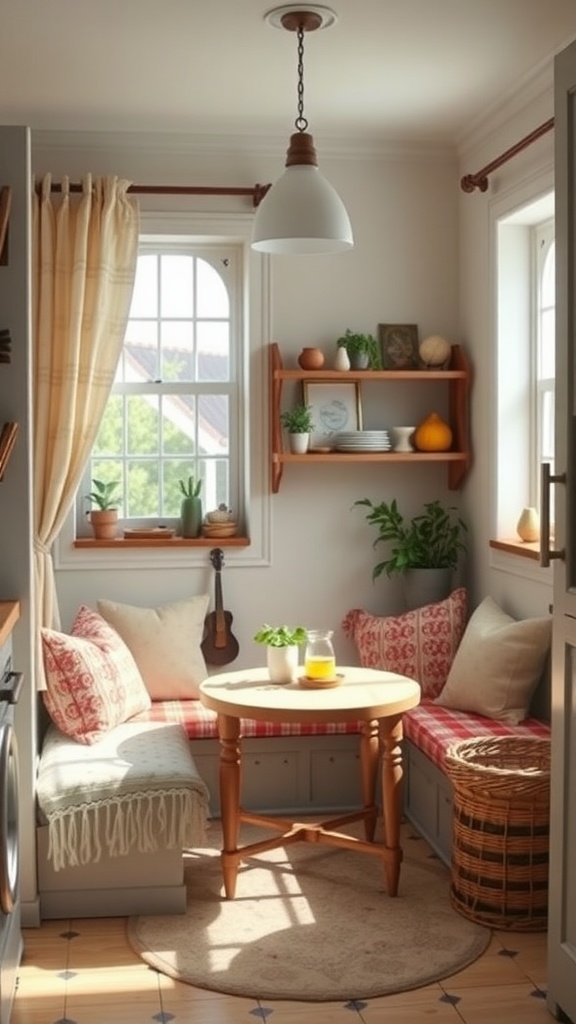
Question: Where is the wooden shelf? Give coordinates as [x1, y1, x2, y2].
[269, 342, 472, 493]
[74, 536, 250, 549]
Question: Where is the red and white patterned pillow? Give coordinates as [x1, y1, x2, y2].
[42, 605, 152, 745]
[341, 588, 468, 700]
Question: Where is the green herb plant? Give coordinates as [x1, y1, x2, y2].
[179, 475, 202, 498]
[355, 497, 468, 579]
[280, 404, 315, 434]
[336, 329, 382, 369]
[253, 624, 308, 647]
[86, 478, 121, 511]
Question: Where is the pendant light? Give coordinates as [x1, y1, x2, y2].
[252, 5, 353, 255]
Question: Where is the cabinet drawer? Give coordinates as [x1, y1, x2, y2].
[310, 747, 361, 808]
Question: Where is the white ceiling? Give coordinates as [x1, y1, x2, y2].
[2, 0, 576, 145]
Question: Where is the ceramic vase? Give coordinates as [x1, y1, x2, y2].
[298, 347, 325, 370]
[333, 346, 351, 371]
[348, 351, 370, 370]
[288, 432, 310, 454]
[267, 645, 299, 684]
[391, 426, 416, 452]
[180, 496, 203, 538]
[516, 506, 540, 542]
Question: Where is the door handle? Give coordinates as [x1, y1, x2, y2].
[540, 462, 566, 567]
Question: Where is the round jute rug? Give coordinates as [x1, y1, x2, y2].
[128, 821, 491, 1002]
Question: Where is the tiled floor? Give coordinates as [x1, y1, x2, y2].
[13, 829, 554, 1024]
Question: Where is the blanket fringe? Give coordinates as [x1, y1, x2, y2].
[47, 788, 208, 871]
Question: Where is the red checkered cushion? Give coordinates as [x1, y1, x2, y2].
[403, 701, 550, 771]
[131, 699, 366, 739]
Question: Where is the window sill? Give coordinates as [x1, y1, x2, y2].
[74, 535, 251, 549]
[489, 538, 541, 561]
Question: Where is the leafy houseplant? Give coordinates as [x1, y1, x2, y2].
[280, 404, 315, 434]
[86, 478, 121, 539]
[280, 403, 315, 454]
[354, 497, 468, 579]
[253, 624, 307, 647]
[179, 474, 203, 538]
[254, 623, 308, 685]
[337, 329, 382, 370]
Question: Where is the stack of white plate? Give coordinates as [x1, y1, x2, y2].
[335, 430, 391, 452]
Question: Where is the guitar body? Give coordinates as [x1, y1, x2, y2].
[201, 547, 240, 666]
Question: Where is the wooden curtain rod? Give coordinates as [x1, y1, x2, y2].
[460, 117, 555, 193]
[40, 181, 272, 207]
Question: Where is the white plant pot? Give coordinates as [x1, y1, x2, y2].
[267, 645, 299, 684]
[288, 432, 310, 454]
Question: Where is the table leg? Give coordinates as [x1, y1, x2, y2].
[379, 713, 404, 896]
[359, 719, 379, 841]
[217, 712, 242, 898]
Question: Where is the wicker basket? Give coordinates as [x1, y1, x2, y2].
[444, 735, 550, 931]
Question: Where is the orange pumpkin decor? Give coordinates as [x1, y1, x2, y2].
[413, 412, 453, 452]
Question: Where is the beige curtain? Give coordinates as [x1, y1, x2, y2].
[33, 174, 139, 680]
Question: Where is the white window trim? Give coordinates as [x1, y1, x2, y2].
[55, 210, 272, 569]
[488, 165, 554, 585]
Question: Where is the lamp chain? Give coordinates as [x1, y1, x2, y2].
[295, 23, 308, 133]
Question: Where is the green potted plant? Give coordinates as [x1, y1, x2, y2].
[85, 478, 121, 539]
[354, 497, 468, 609]
[179, 474, 203, 538]
[280, 403, 315, 454]
[253, 623, 307, 683]
[337, 329, 382, 370]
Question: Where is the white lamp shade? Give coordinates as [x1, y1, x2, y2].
[251, 164, 354, 254]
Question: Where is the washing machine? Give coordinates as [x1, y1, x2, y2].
[0, 639, 23, 1024]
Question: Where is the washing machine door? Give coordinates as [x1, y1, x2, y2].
[0, 722, 19, 914]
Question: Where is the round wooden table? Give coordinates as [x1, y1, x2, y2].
[199, 666, 420, 898]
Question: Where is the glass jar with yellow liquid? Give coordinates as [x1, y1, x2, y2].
[304, 629, 336, 680]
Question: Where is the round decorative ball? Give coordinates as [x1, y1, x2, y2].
[419, 334, 452, 368]
[298, 347, 325, 370]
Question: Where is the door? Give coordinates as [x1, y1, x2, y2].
[545, 39, 576, 1024]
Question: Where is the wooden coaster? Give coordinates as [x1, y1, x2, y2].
[298, 673, 343, 689]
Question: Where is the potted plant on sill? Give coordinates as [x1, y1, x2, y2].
[86, 478, 121, 539]
[179, 474, 203, 538]
[253, 623, 307, 683]
[354, 497, 468, 609]
[280, 403, 315, 454]
[336, 329, 382, 370]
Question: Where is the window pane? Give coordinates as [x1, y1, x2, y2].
[162, 396, 196, 456]
[161, 321, 194, 381]
[199, 394, 229, 455]
[542, 244, 555, 307]
[126, 459, 160, 516]
[127, 395, 159, 455]
[130, 254, 158, 318]
[124, 321, 159, 382]
[161, 255, 193, 317]
[540, 309, 555, 378]
[197, 258, 229, 318]
[198, 322, 230, 380]
[94, 395, 123, 455]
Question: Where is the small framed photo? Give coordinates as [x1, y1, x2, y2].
[378, 323, 419, 370]
[303, 381, 362, 448]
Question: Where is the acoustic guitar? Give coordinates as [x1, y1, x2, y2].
[201, 547, 239, 666]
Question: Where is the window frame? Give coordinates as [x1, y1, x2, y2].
[55, 209, 271, 570]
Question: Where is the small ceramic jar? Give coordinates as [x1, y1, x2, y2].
[298, 347, 325, 370]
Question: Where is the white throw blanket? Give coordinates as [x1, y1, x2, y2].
[37, 721, 210, 871]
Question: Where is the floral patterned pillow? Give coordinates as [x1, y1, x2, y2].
[42, 605, 151, 745]
[341, 588, 468, 700]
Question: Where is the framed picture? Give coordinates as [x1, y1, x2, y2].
[302, 381, 362, 448]
[378, 323, 419, 370]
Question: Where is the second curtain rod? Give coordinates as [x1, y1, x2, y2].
[43, 181, 272, 206]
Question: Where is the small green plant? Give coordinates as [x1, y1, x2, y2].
[280, 403, 315, 434]
[337, 329, 382, 369]
[253, 624, 308, 647]
[354, 497, 468, 579]
[179, 474, 202, 498]
[86, 478, 120, 511]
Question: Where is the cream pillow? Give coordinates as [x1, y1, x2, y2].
[435, 596, 551, 724]
[97, 595, 209, 700]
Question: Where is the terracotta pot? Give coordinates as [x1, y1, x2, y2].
[298, 347, 325, 370]
[89, 509, 118, 540]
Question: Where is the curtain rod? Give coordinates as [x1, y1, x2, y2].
[460, 117, 555, 193]
[41, 181, 272, 207]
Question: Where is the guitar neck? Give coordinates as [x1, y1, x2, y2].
[214, 571, 227, 646]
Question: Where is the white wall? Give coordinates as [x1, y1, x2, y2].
[457, 66, 555, 619]
[33, 131, 462, 666]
